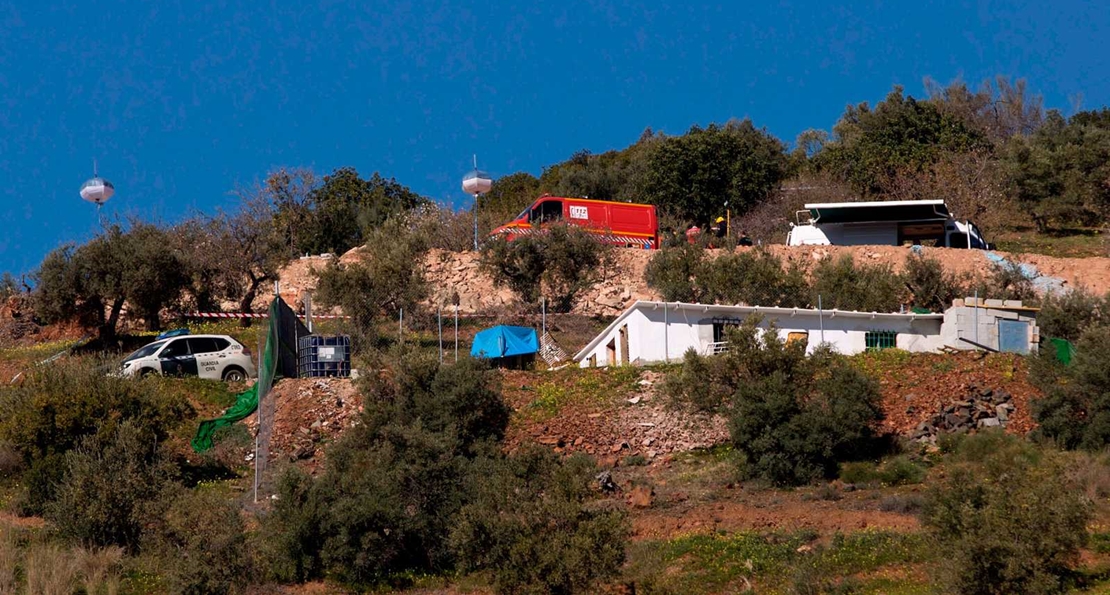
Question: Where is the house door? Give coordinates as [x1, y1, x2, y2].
[998, 320, 1029, 354]
[619, 326, 629, 365]
[606, 339, 617, 366]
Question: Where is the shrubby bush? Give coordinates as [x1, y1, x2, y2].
[923, 432, 1091, 594]
[1036, 288, 1108, 342]
[0, 361, 192, 514]
[144, 488, 253, 594]
[314, 217, 429, 339]
[262, 356, 509, 585]
[451, 447, 629, 595]
[480, 223, 611, 311]
[644, 243, 704, 302]
[48, 421, 174, 550]
[903, 251, 967, 312]
[662, 318, 809, 413]
[694, 249, 809, 307]
[810, 254, 906, 312]
[1031, 326, 1110, 450]
[664, 321, 884, 485]
[730, 347, 885, 485]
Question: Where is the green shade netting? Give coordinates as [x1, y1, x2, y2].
[191, 299, 279, 453]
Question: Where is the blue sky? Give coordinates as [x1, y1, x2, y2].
[1, 0, 1108, 276]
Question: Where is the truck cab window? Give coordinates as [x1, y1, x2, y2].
[530, 201, 563, 224]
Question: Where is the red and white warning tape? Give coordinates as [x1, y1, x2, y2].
[186, 312, 351, 320]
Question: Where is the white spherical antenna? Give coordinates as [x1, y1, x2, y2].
[79, 161, 114, 206]
[461, 168, 492, 195]
[462, 155, 494, 251]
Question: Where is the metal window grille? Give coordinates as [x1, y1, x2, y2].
[865, 330, 897, 350]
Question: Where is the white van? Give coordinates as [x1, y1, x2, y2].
[786, 200, 992, 249]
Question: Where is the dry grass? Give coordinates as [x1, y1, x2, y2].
[76, 546, 123, 595]
[0, 525, 18, 595]
[24, 543, 80, 595]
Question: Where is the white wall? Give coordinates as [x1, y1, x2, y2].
[578, 307, 945, 367]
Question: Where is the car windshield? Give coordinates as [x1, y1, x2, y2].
[124, 341, 165, 362]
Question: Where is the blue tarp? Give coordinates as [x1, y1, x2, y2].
[471, 325, 539, 359]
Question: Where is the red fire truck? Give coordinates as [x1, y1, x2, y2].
[490, 196, 660, 249]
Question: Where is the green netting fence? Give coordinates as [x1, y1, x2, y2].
[191, 299, 279, 453]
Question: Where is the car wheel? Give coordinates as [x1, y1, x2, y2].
[139, 368, 157, 378]
[222, 367, 246, 383]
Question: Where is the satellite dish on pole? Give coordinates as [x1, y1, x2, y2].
[461, 156, 493, 251]
[80, 161, 114, 224]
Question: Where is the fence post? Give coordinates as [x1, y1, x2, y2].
[663, 302, 669, 363]
[454, 304, 459, 362]
[438, 306, 443, 362]
[818, 294, 825, 344]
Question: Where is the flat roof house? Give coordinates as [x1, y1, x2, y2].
[574, 299, 1039, 368]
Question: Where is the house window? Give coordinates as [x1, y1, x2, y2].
[865, 330, 897, 350]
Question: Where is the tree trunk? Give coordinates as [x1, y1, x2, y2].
[238, 276, 266, 328]
[100, 298, 125, 343]
[145, 308, 162, 332]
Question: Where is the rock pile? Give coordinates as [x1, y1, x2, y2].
[909, 383, 1016, 444]
[249, 378, 363, 468]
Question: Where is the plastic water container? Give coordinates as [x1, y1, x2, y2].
[297, 335, 351, 378]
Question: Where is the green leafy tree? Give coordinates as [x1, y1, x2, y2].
[818, 86, 987, 195]
[480, 224, 610, 311]
[33, 223, 192, 338]
[274, 167, 427, 255]
[314, 218, 429, 338]
[1003, 109, 1110, 229]
[480, 172, 541, 234]
[641, 120, 789, 224]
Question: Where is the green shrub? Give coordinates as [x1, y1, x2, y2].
[695, 249, 810, 308]
[922, 432, 1091, 594]
[314, 218, 429, 340]
[663, 318, 810, 414]
[48, 421, 175, 550]
[262, 356, 511, 586]
[1031, 326, 1110, 450]
[450, 448, 629, 595]
[0, 360, 193, 466]
[144, 488, 252, 594]
[480, 223, 611, 311]
[903, 251, 966, 312]
[0, 361, 191, 514]
[644, 243, 705, 302]
[728, 347, 884, 486]
[811, 254, 905, 312]
[1036, 288, 1109, 342]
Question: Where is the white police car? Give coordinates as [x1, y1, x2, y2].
[119, 334, 257, 382]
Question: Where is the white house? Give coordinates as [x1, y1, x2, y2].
[574, 301, 946, 367]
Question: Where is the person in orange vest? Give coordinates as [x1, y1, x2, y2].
[685, 223, 701, 244]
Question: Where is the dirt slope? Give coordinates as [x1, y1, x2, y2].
[261, 245, 1110, 317]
